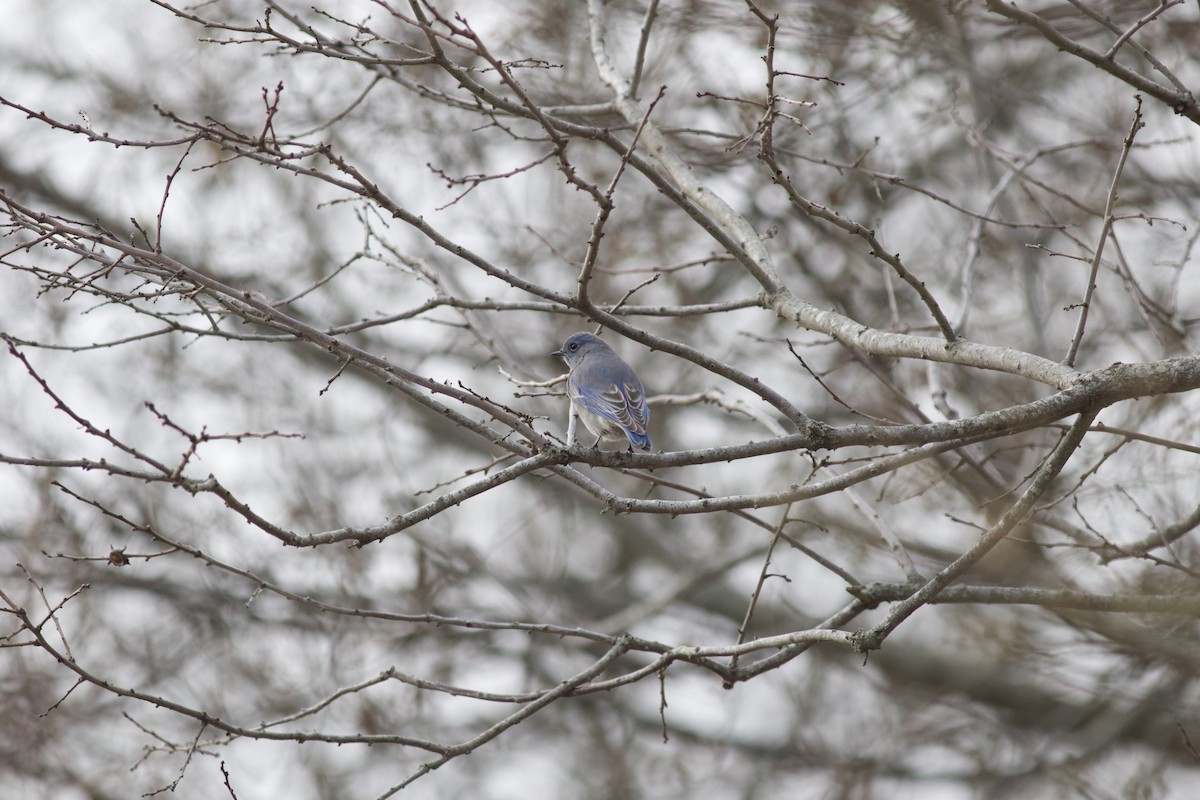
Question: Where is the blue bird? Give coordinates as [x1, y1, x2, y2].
[551, 332, 651, 451]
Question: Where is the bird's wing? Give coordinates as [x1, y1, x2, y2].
[570, 379, 649, 437]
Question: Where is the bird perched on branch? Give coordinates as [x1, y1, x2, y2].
[551, 331, 651, 451]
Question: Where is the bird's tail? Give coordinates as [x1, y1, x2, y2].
[626, 430, 652, 451]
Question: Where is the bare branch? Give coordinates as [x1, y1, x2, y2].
[1063, 96, 1144, 367]
[984, 0, 1200, 124]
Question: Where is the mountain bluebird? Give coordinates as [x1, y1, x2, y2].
[551, 332, 651, 451]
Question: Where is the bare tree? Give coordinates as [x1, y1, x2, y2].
[2, 1, 1200, 798]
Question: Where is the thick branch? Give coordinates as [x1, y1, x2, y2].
[984, 0, 1200, 125]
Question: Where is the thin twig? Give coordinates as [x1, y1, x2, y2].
[578, 85, 667, 304]
[1063, 96, 1144, 367]
[729, 505, 792, 672]
[854, 410, 1097, 652]
[1105, 0, 1184, 59]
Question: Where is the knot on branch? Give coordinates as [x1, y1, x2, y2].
[539, 443, 573, 466]
[801, 419, 834, 450]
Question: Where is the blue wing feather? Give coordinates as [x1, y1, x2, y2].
[569, 378, 651, 450]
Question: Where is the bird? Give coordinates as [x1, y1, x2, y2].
[551, 331, 651, 451]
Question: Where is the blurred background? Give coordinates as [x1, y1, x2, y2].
[2, 1, 1200, 798]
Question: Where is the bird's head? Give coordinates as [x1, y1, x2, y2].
[551, 331, 611, 368]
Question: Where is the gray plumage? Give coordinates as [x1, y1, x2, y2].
[551, 332, 651, 451]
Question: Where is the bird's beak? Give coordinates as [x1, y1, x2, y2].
[550, 349, 563, 358]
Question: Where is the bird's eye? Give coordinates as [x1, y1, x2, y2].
[568, 342, 579, 351]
